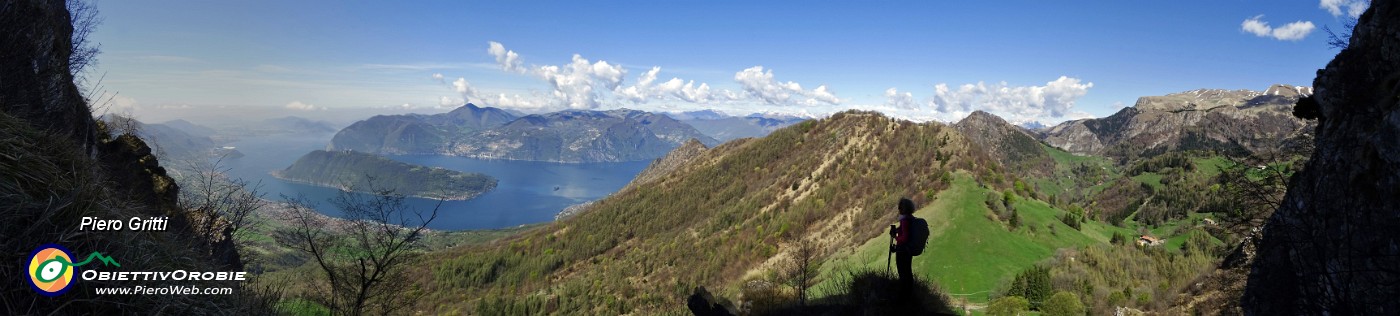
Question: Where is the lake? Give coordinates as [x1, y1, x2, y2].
[220, 133, 651, 230]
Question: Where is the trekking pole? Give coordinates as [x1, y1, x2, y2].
[886, 225, 894, 275]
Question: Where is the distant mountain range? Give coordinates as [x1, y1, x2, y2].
[1039, 84, 1312, 161]
[329, 104, 718, 163]
[665, 110, 810, 141]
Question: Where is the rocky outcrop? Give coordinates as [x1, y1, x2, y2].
[1242, 3, 1400, 314]
[1, 0, 243, 272]
[626, 138, 708, 190]
[0, 0, 98, 154]
[1041, 86, 1311, 161]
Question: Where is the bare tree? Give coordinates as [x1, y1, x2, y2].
[1324, 0, 1369, 50]
[68, 0, 102, 84]
[178, 154, 265, 251]
[1215, 136, 1312, 235]
[1325, 19, 1359, 50]
[278, 179, 440, 315]
[782, 237, 820, 307]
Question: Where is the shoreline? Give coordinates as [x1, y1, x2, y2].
[268, 170, 491, 201]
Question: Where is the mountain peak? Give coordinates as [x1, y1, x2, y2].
[960, 110, 1009, 125]
[1264, 84, 1313, 97]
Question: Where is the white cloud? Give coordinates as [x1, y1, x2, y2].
[809, 85, 840, 104]
[1241, 16, 1273, 37]
[482, 42, 636, 110]
[1272, 21, 1316, 41]
[109, 95, 140, 113]
[1242, 15, 1315, 41]
[452, 77, 479, 99]
[1321, 0, 1368, 18]
[487, 92, 554, 111]
[734, 66, 841, 106]
[615, 66, 735, 104]
[735, 66, 802, 104]
[469, 42, 843, 111]
[285, 101, 324, 111]
[884, 88, 917, 109]
[155, 104, 192, 110]
[535, 54, 628, 109]
[439, 96, 460, 108]
[487, 41, 524, 73]
[432, 73, 445, 83]
[922, 76, 1094, 123]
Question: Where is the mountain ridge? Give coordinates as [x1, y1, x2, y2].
[330, 104, 718, 163]
[1040, 85, 1312, 160]
[421, 110, 993, 314]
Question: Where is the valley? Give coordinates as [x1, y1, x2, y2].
[7, 1, 1393, 315]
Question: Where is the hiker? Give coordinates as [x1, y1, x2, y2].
[889, 197, 929, 299]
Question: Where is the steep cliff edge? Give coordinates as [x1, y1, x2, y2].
[1, 1, 255, 313]
[1242, 3, 1400, 314]
[0, 0, 98, 153]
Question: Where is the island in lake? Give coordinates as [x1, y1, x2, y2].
[273, 150, 497, 200]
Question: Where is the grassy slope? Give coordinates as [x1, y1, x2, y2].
[1036, 144, 1120, 196]
[818, 173, 1105, 304]
[415, 111, 987, 314]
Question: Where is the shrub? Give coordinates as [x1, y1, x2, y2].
[1042, 291, 1085, 316]
[986, 296, 1030, 316]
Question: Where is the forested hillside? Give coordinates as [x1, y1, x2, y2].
[275, 150, 496, 200]
[415, 111, 997, 314]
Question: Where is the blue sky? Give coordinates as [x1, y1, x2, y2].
[90, 0, 1365, 124]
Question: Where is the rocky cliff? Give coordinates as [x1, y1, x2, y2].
[1041, 85, 1311, 162]
[0, 0, 98, 153]
[1242, 3, 1400, 314]
[1, 1, 251, 313]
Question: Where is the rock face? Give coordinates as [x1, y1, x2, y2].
[1, 0, 243, 273]
[1041, 86, 1311, 161]
[0, 0, 98, 154]
[1242, 3, 1400, 314]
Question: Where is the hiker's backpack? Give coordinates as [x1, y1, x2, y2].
[905, 217, 930, 256]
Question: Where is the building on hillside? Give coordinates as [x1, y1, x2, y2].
[1137, 235, 1164, 247]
